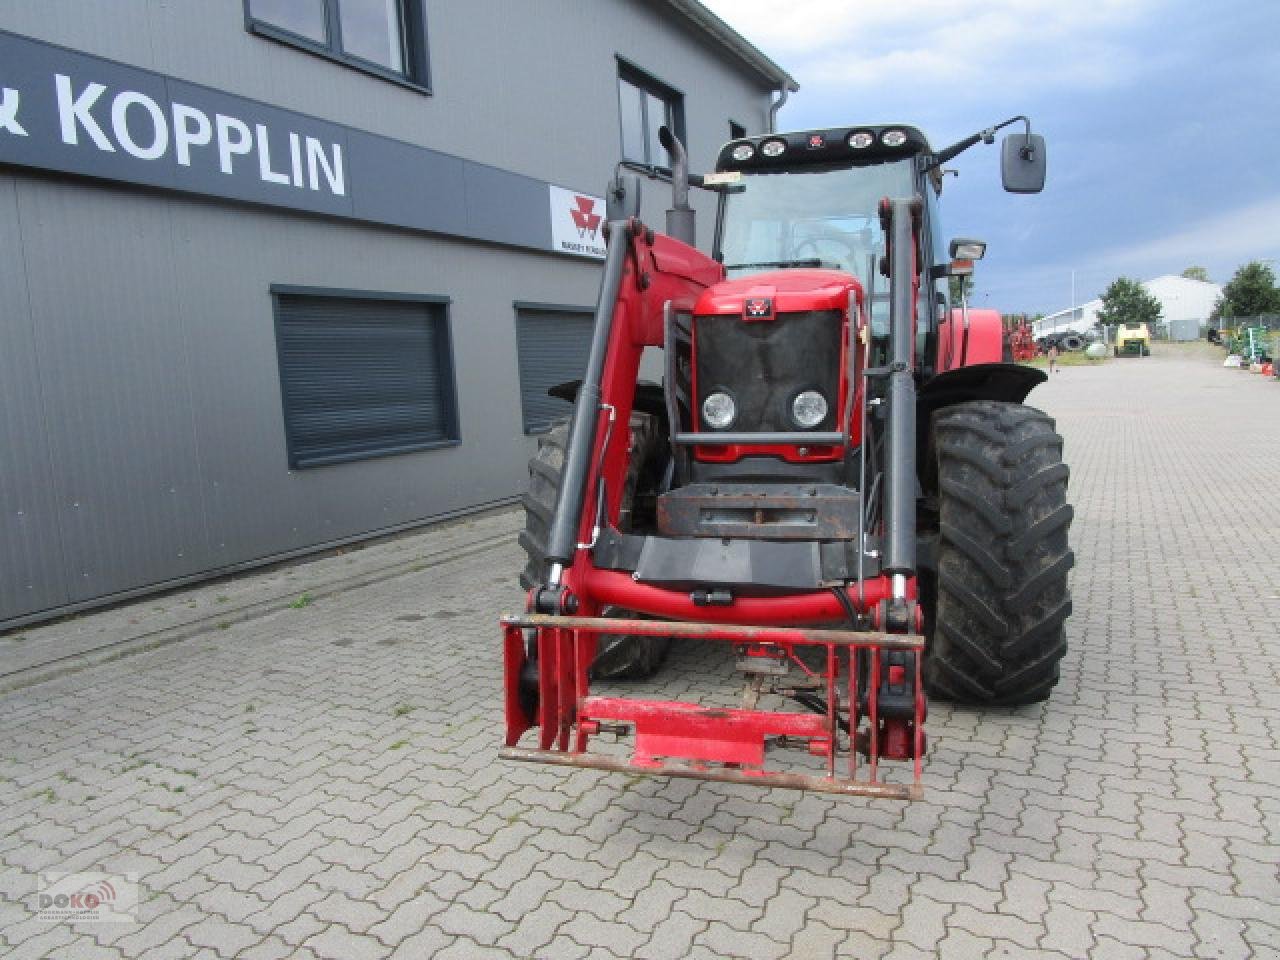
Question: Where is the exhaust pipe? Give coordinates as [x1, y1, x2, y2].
[658, 126, 695, 247]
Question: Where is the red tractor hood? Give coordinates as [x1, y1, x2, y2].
[693, 269, 861, 317]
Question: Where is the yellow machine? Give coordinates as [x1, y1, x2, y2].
[1114, 322, 1151, 357]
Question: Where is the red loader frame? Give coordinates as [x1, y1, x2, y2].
[501, 214, 926, 799]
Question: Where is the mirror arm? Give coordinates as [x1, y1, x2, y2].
[926, 115, 1032, 169]
[1015, 116, 1036, 160]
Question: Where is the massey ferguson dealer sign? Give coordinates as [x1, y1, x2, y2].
[548, 185, 606, 259]
[0, 29, 603, 261]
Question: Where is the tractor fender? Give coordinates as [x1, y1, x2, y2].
[548, 379, 668, 425]
[918, 362, 1045, 414]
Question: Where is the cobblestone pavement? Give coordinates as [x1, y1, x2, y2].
[2, 344, 1278, 959]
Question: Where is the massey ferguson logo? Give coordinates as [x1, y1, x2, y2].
[549, 185, 606, 259]
[744, 297, 774, 321]
[569, 195, 602, 240]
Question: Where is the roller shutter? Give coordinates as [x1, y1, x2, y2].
[515, 305, 594, 434]
[274, 292, 459, 468]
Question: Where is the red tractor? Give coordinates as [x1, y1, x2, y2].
[503, 118, 1072, 799]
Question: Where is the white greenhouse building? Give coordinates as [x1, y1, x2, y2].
[1035, 275, 1221, 341]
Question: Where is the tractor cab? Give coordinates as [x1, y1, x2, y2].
[711, 125, 940, 339]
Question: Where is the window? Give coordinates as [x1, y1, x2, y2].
[246, 0, 430, 89]
[514, 304, 595, 434]
[617, 61, 685, 167]
[273, 289, 459, 467]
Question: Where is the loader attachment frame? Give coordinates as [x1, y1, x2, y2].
[502, 614, 925, 799]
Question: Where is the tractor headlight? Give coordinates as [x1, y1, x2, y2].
[731, 143, 755, 162]
[847, 130, 874, 149]
[760, 138, 788, 158]
[702, 390, 737, 430]
[880, 128, 908, 147]
[791, 390, 828, 428]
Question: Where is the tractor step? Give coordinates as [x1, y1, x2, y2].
[501, 613, 926, 799]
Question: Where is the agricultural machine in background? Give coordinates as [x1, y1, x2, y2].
[502, 117, 1074, 799]
[1007, 319, 1038, 362]
[1234, 325, 1273, 365]
[1113, 321, 1151, 357]
[1038, 330, 1087, 353]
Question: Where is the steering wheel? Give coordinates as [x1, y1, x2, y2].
[793, 233, 861, 270]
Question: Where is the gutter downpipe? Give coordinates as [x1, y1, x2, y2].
[768, 86, 789, 133]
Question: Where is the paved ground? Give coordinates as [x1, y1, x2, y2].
[2, 343, 1278, 959]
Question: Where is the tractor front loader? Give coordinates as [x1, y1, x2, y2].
[503, 119, 1073, 799]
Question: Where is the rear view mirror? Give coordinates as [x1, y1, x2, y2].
[606, 172, 642, 221]
[1001, 133, 1046, 193]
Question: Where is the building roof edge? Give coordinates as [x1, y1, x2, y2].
[661, 0, 799, 92]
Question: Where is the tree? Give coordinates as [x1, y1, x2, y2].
[1095, 277, 1162, 329]
[1180, 266, 1210, 283]
[948, 273, 973, 303]
[1211, 261, 1280, 322]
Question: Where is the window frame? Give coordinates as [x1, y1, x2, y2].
[244, 0, 432, 94]
[271, 285, 460, 469]
[616, 57, 686, 169]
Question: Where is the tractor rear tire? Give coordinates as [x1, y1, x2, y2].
[518, 415, 671, 681]
[923, 401, 1074, 706]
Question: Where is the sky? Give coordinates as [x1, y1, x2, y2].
[701, 0, 1280, 315]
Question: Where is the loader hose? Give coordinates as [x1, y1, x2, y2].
[788, 692, 851, 735]
[831, 586, 860, 631]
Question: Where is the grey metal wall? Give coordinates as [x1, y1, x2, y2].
[0, 1, 777, 626]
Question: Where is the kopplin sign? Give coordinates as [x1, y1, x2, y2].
[0, 29, 352, 219]
[3, 75, 345, 196]
[0, 29, 604, 261]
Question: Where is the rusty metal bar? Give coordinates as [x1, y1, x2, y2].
[501, 614, 924, 650]
[499, 747, 922, 800]
[848, 645, 859, 782]
[869, 648, 881, 781]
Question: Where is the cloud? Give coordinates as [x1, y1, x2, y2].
[703, 0, 1160, 97]
[970, 193, 1280, 310]
[1085, 193, 1280, 277]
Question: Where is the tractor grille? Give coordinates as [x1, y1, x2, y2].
[694, 310, 841, 433]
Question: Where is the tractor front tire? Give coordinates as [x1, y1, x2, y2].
[923, 401, 1074, 705]
[518, 416, 671, 681]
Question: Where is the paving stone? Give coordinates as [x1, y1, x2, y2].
[1, 347, 1276, 960]
[303, 923, 392, 960]
[183, 915, 263, 957]
[634, 910, 707, 960]
[495, 900, 574, 956]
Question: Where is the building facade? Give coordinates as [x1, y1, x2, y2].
[0, 0, 794, 627]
